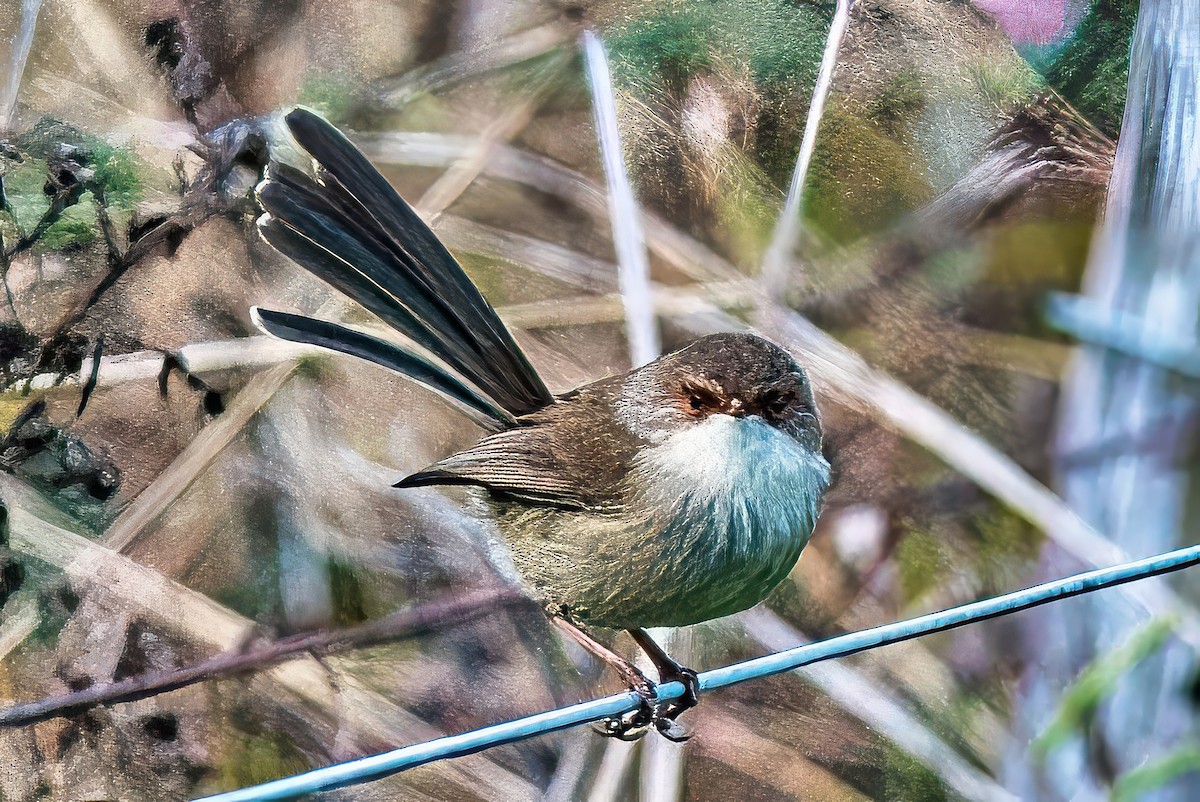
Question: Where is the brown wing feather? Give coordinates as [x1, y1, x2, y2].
[395, 376, 638, 509]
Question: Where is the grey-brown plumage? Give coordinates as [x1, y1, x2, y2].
[253, 108, 830, 736]
[397, 334, 828, 629]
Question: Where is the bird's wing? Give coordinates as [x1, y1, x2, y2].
[395, 378, 636, 509]
[395, 426, 596, 508]
[255, 107, 553, 421]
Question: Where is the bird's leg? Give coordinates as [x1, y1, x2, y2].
[628, 628, 700, 743]
[550, 611, 656, 741]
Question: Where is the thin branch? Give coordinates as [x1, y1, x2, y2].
[375, 22, 570, 108]
[0, 475, 539, 800]
[0, 592, 39, 662]
[358, 132, 738, 282]
[434, 215, 618, 292]
[194, 543, 1200, 801]
[0, 588, 526, 728]
[1046, 291, 1200, 379]
[418, 52, 569, 223]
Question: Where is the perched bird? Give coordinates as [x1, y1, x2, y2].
[253, 108, 831, 740]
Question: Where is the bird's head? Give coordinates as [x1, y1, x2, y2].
[617, 332, 823, 453]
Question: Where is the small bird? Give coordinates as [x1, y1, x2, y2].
[253, 108, 831, 740]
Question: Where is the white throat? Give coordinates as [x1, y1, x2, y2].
[635, 414, 831, 554]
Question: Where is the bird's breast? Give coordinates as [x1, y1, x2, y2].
[619, 414, 831, 625]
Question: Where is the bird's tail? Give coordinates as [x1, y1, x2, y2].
[253, 107, 553, 427]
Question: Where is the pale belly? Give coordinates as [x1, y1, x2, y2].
[493, 415, 831, 629]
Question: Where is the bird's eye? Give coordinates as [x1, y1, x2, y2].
[681, 380, 722, 416]
[762, 390, 796, 418]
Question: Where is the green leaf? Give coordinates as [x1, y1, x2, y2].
[1111, 743, 1200, 802]
[1033, 616, 1176, 758]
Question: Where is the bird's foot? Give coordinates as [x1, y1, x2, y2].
[593, 674, 657, 741]
[652, 665, 699, 742]
[624, 628, 700, 742]
[551, 613, 699, 741]
[593, 666, 700, 742]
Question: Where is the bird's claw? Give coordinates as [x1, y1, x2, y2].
[657, 666, 700, 722]
[592, 707, 655, 741]
[593, 680, 657, 740]
[654, 715, 691, 742]
[595, 668, 699, 742]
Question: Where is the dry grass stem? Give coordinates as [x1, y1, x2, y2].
[101, 361, 298, 553]
[0, 475, 537, 800]
[741, 607, 1016, 802]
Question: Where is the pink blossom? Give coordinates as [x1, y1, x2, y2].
[973, 0, 1073, 45]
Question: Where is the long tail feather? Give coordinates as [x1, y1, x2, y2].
[252, 307, 514, 428]
[256, 107, 553, 418]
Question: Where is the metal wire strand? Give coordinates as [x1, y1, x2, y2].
[194, 543, 1200, 802]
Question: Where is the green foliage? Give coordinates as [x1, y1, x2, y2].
[0, 120, 148, 252]
[978, 220, 1094, 337]
[607, 4, 712, 92]
[606, 0, 830, 94]
[90, 143, 142, 208]
[1033, 617, 1176, 758]
[871, 70, 927, 133]
[37, 197, 97, 251]
[1, 157, 51, 232]
[293, 354, 332, 381]
[297, 70, 364, 125]
[884, 742, 949, 802]
[1112, 743, 1200, 802]
[971, 508, 1043, 589]
[327, 556, 369, 626]
[214, 715, 311, 790]
[805, 109, 932, 243]
[710, 157, 782, 269]
[895, 529, 952, 605]
[11, 118, 144, 208]
[1043, 0, 1139, 135]
[970, 58, 1045, 111]
[740, 1, 830, 89]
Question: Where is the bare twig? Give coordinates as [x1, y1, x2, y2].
[418, 52, 570, 223]
[583, 29, 659, 367]
[1047, 291, 1200, 379]
[375, 22, 570, 107]
[0, 475, 538, 800]
[0, 587, 526, 728]
[359, 132, 739, 282]
[0, 592, 39, 662]
[435, 214, 618, 292]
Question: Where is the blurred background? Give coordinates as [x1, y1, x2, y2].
[0, 0, 1196, 799]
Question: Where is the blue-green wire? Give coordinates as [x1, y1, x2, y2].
[195, 543, 1200, 802]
